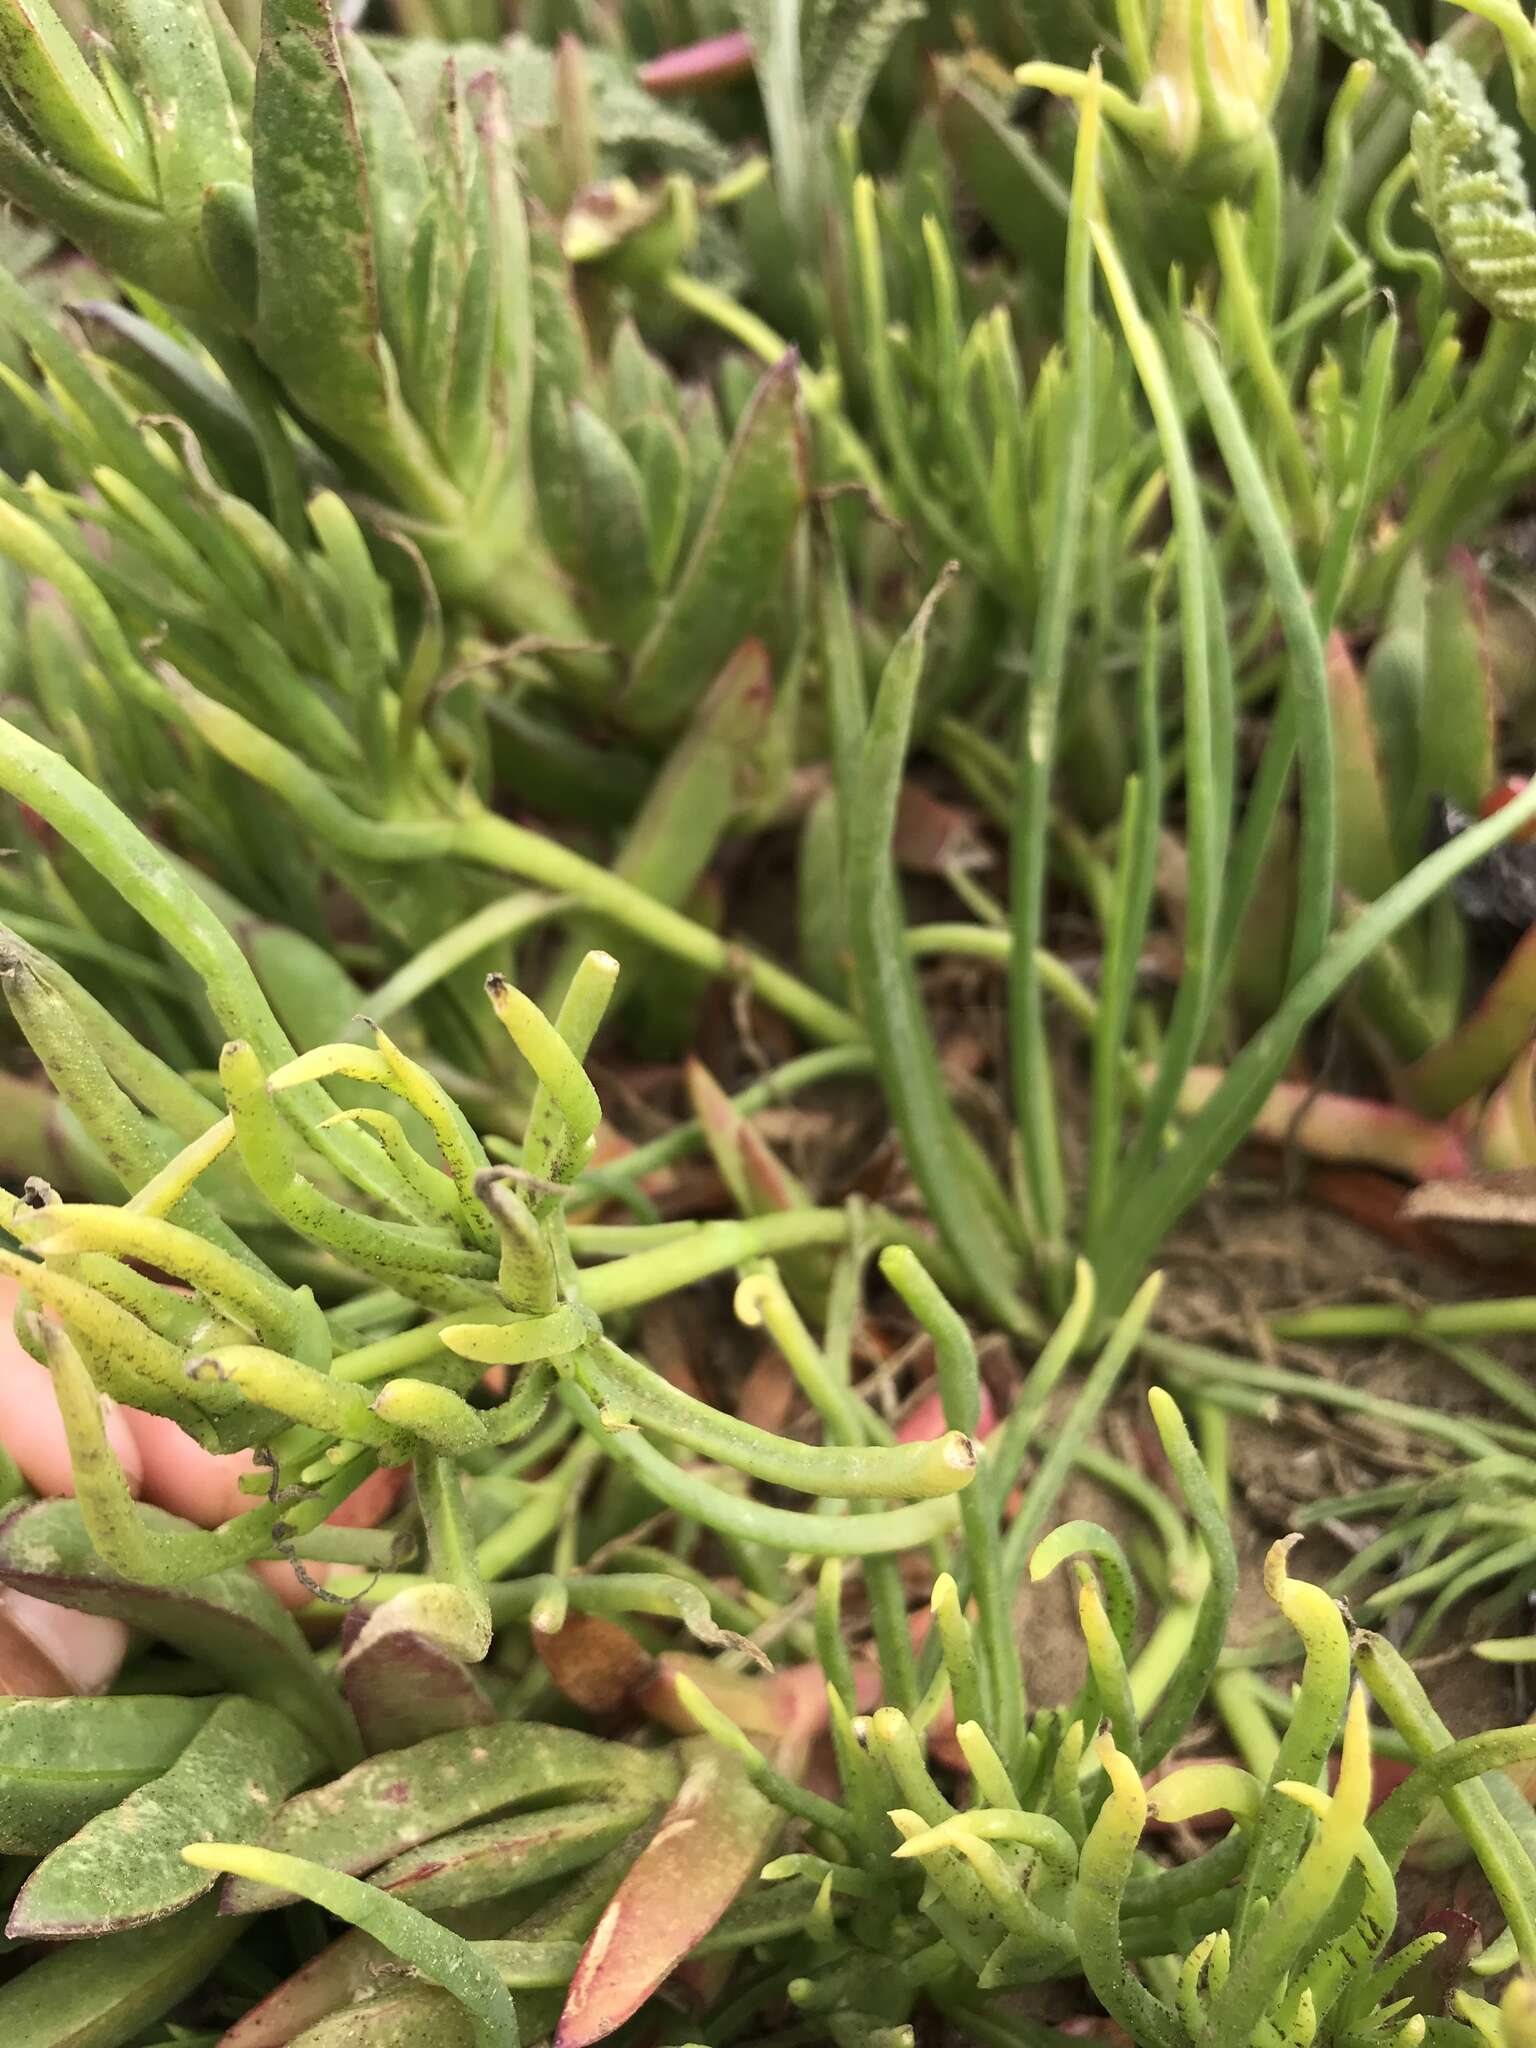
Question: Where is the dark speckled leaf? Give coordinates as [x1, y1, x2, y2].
[222, 1929, 396, 2048]
[9, 1696, 317, 1937]
[289, 1983, 478, 2046]
[371, 1796, 665, 1914]
[0, 1693, 215, 1855]
[222, 1723, 672, 1913]
[252, 0, 389, 443]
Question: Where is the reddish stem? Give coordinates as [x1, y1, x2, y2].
[1177, 1067, 1472, 1182]
[639, 32, 755, 97]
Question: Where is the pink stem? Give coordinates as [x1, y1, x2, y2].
[640, 31, 755, 97]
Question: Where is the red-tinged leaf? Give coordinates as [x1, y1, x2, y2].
[736, 1115, 809, 1217]
[896, 1381, 997, 1446]
[221, 1723, 669, 1913]
[535, 1611, 658, 1721]
[1397, 924, 1536, 1117]
[341, 1627, 496, 1754]
[735, 1347, 796, 1432]
[1327, 631, 1400, 903]
[633, 1651, 791, 1740]
[373, 1799, 666, 1915]
[1424, 550, 1498, 817]
[221, 1931, 388, 2048]
[668, 1949, 733, 2014]
[1397, 1908, 1482, 2012]
[1175, 1066, 1469, 1181]
[684, 1057, 829, 1306]
[686, 1056, 770, 1215]
[555, 1742, 781, 2047]
[275, 1981, 476, 2046]
[1301, 1164, 1472, 1267]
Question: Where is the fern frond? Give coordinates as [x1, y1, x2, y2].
[1315, 0, 1430, 105]
[803, 0, 923, 129]
[1413, 46, 1536, 321]
[374, 34, 733, 179]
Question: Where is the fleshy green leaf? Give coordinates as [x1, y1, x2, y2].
[0, 1894, 240, 2048]
[0, 1498, 360, 1767]
[221, 1723, 669, 1913]
[555, 1744, 780, 2048]
[0, 1693, 214, 1855]
[621, 357, 806, 734]
[9, 1696, 317, 1937]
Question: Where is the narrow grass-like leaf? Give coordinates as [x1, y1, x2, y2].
[184, 1842, 519, 2046]
[1089, 225, 1224, 1222]
[1007, 67, 1100, 1260]
[841, 572, 1026, 1333]
[1095, 770, 1536, 1308]
[1184, 319, 1334, 988]
[1086, 574, 1163, 1242]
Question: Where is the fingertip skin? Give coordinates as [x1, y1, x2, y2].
[0, 1590, 128, 1694]
[0, 1276, 404, 1624]
[124, 1412, 257, 1529]
[0, 1275, 146, 1502]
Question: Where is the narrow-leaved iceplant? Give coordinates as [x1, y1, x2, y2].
[1, 4, 1536, 2047]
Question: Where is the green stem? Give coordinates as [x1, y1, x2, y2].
[1210, 202, 1319, 544]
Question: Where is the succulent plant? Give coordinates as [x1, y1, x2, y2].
[3, 5, 1536, 2047]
